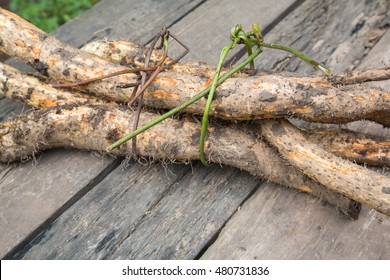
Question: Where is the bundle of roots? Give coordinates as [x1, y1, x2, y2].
[0, 8, 389, 219]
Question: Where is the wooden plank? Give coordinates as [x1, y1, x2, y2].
[0, 149, 115, 258]
[255, 0, 389, 74]
[167, 0, 299, 64]
[201, 0, 390, 259]
[109, 165, 260, 259]
[0, 97, 24, 122]
[10, 162, 192, 260]
[0, 0, 205, 258]
[54, 0, 206, 46]
[357, 29, 390, 91]
[11, 163, 260, 260]
[201, 182, 390, 259]
[7, 0, 298, 259]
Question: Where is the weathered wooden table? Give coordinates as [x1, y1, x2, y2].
[1, 0, 389, 259]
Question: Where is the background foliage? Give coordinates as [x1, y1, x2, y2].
[10, 0, 99, 32]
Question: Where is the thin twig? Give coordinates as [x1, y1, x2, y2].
[131, 28, 167, 159]
[50, 67, 157, 88]
[330, 67, 390, 85]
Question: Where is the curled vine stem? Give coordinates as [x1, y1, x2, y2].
[107, 24, 332, 161]
[199, 24, 265, 165]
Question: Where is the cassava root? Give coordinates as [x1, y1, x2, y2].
[82, 39, 390, 86]
[0, 8, 140, 102]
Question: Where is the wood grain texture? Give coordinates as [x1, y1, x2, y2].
[108, 165, 260, 259]
[167, 0, 298, 64]
[12, 163, 261, 259]
[201, 182, 390, 260]
[0, 149, 114, 258]
[0, 0, 205, 258]
[10, 162, 193, 259]
[53, 0, 206, 47]
[357, 29, 390, 92]
[0, 96, 23, 122]
[201, 0, 390, 259]
[256, 0, 389, 74]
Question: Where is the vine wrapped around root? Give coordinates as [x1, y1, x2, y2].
[1, 61, 388, 167]
[1, 8, 390, 218]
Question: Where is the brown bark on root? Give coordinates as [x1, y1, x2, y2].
[0, 104, 361, 218]
[0, 9, 389, 125]
[82, 40, 390, 166]
[0, 62, 109, 108]
[144, 71, 390, 126]
[306, 128, 390, 167]
[258, 119, 390, 216]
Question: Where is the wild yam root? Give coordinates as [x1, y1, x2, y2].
[258, 119, 390, 216]
[0, 104, 361, 218]
[1, 8, 390, 218]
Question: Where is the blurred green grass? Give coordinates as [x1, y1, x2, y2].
[10, 0, 99, 32]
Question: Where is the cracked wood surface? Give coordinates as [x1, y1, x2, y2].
[1, 0, 389, 259]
